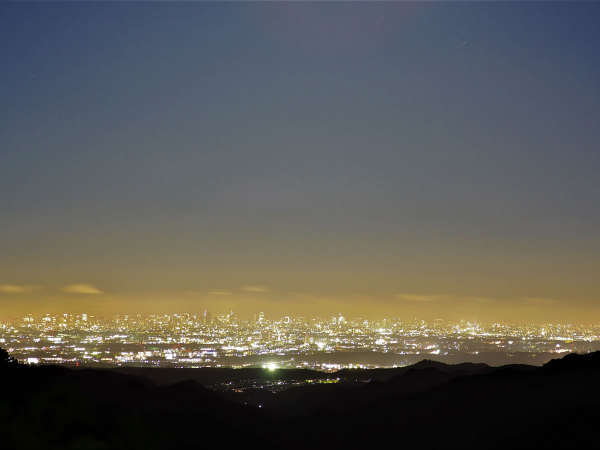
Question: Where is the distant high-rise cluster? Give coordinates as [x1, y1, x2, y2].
[2, 312, 599, 370]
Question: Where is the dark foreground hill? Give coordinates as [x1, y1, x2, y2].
[1, 352, 600, 449]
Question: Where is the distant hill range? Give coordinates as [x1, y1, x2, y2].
[1, 350, 600, 449]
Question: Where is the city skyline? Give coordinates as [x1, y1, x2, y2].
[4, 311, 599, 371]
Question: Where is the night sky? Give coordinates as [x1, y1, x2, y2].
[1, 2, 599, 321]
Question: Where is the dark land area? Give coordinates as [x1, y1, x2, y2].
[2, 349, 600, 449]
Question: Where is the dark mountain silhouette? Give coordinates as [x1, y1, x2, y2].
[115, 366, 331, 386]
[542, 350, 600, 371]
[0, 347, 18, 367]
[1, 347, 599, 449]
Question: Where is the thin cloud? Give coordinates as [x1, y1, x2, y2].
[396, 293, 496, 304]
[0, 284, 36, 294]
[208, 290, 232, 296]
[469, 296, 496, 304]
[396, 293, 438, 303]
[62, 284, 103, 295]
[523, 297, 557, 306]
[242, 285, 270, 293]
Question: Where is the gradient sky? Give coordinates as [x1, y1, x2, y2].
[1, 2, 599, 322]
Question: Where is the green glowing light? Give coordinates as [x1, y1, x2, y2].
[263, 362, 278, 371]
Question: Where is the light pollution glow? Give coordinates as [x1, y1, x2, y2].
[1, 2, 599, 323]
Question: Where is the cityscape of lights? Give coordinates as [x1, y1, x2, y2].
[2, 312, 600, 371]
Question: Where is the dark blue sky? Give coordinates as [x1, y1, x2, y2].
[1, 2, 599, 320]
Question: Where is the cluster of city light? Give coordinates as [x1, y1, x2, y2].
[1, 312, 599, 370]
